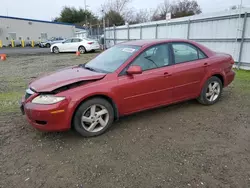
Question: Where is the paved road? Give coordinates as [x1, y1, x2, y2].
[0, 47, 50, 56]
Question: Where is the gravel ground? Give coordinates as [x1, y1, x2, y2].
[0, 53, 250, 188]
[0, 47, 50, 56]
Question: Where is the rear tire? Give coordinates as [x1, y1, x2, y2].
[46, 43, 51, 48]
[73, 98, 114, 137]
[197, 76, 223, 105]
[78, 46, 86, 54]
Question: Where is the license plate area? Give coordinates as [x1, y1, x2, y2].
[20, 103, 25, 115]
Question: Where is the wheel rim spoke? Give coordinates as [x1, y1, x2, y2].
[206, 92, 212, 97]
[99, 117, 106, 127]
[90, 105, 96, 117]
[96, 109, 108, 116]
[208, 84, 213, 92]
[82, 116, 92, 123]
[212, 82, 219, 89]
[210, 93, 215, 101]
[87, 122, 98, 131]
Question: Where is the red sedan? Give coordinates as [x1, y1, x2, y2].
[20, 39, 235, 137]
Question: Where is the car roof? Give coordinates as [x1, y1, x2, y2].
[120, 39, 194, 47]
[119, 39, 215, 57]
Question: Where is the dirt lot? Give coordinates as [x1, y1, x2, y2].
[0, 53, 250, 188]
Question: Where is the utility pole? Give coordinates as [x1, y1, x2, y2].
[102, 10, 106, 50]
[84, 0, 87, 26]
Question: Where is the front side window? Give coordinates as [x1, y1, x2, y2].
[130, 43, 170, 71]
[172, 43, 206, 64]
[84, 45, 140, 73]
[64, 39, 72, 43]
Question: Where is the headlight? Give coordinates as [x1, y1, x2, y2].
[32, 95, 65, 104]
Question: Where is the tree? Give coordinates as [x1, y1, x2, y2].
[171, 0, 202, 18]
[104, 10, 125, 26]
[100, 0, 133, 23]
[152, 0, 172, 21]
[101, 0, 132, 14]
[129, 9, 152, 24]
[230, 5, 238, 10]
[54, 6, 98, 27]
[227, 5, 244, 10]
[151, 0, 202, 21]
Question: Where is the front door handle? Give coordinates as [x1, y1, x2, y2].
[164, 72, 172, 77]
[203, 63, 209, 67]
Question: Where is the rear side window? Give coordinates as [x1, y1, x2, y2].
[198, 50, 206, 59]
[72, 38, 81, 42]
[172, 43, 207, 64]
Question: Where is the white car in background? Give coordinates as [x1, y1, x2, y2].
[50, 37, 100, 54]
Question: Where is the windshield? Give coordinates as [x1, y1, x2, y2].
[84, 45, 141, 73]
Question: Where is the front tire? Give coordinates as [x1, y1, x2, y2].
[73, 98, 114, 137]
[197, 76, 223, 105]
[52, 46, 59, 54]
[46, 43, 51, 48]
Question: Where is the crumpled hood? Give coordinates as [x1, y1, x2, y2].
[30, 66, 106, 92]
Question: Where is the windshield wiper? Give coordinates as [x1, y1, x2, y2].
[84, 66, 97, 72]
[78, 64, 97, 72]
[78, 64, 110, 73]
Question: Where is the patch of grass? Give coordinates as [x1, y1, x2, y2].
[233, 69, 250, 93]
[0, 91, 23, 113]
[235, 69, 250, 81]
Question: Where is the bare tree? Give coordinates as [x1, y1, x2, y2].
[171, 0, 201, 18]
[100, 0, 134, 24]
[128, 9, 152, 24]
[152, 0, 202, 21]
[152, 0, 172, 21]
[100, 0, 132, 15]
[227, 5, 244, 10]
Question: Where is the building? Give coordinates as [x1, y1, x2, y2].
[0, 15, 87, 47]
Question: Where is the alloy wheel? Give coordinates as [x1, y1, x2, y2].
[53, 47, 59, 53]
[206, 81, 221, 102]
[81, 104, 109, 133]
[79, 47, 86, 54]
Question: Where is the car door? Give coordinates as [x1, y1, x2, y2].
[60, 38, 73, 52]
[68, 38, 82, 52]
[116, 43, 175, 114]
[170, 42, 208, 101]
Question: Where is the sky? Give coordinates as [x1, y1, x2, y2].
[0, 0, 249, 21]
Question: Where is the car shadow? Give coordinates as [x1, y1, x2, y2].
[109, 99, 200, 131]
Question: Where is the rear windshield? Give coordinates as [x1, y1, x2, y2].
[85, 45, 141, 73]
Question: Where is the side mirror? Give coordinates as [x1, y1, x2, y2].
[126, 65, 142, 75]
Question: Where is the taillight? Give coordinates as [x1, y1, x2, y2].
[230, 56, 235, 65]
[87, 42, 93, 44]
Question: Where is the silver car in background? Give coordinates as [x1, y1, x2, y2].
[40, 37, 65, 48]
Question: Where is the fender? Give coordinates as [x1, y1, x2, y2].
[68, 91, 119, 127]
[199, 68, 226, 94]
